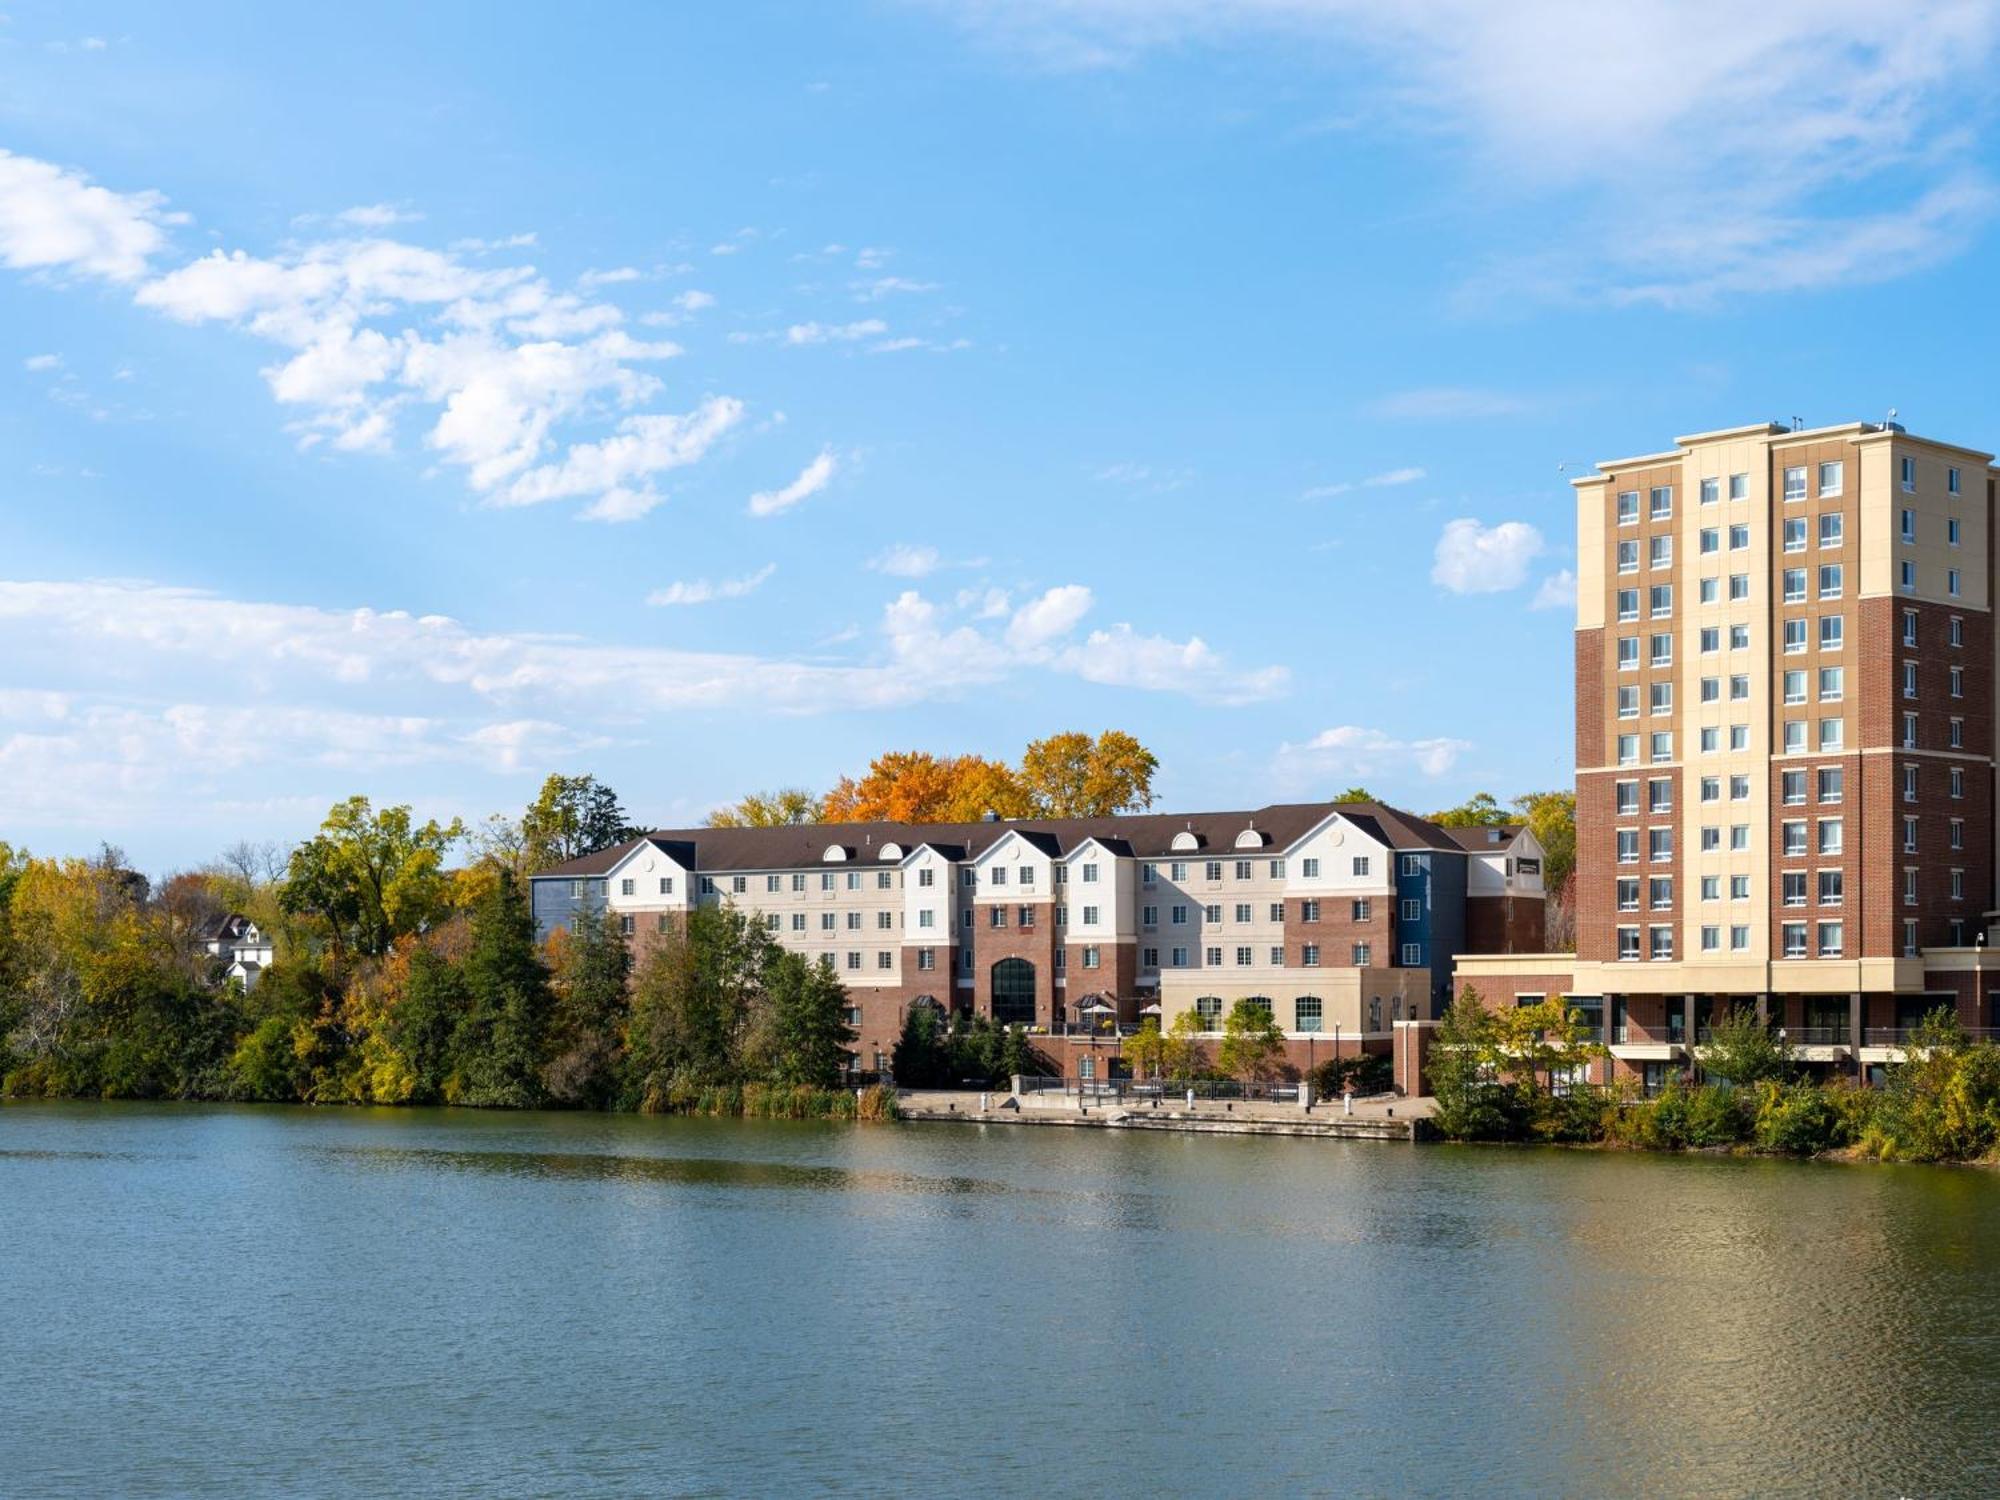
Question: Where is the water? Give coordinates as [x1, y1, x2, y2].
[3, 1104, 2000, 1498]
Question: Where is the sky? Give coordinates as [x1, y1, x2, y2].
[4, 0, 2000, 874]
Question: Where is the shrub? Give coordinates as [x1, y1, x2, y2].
[1753, 1082, 1862, 1155]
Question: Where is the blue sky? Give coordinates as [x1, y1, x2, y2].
[4, 1, 1999, 872]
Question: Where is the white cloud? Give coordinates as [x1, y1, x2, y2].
[0, 147, 182, 282]
[1531, 569, 1578, 612]
[1006, 584, 1095, 650]
[673, 288, 716, 312]
[1056, 624, 1291, 705]
[784, 318, 889, 345]
[1431, 518, 1546, 594]
[578, 265, 643, 287]
[499, 394, 745, 520]
[23, 352, 62, 371]
[1368, 387, 1529, 421]
[646, 563, 778, 606]
[1093, 460, 1192, 491]
[867, 543, 943, 578]
[942, 1, 2000, 302]
[852, 275, 940, 300]
[1302, 464, 1425, 499]
[747, 447, 837, 517]
[1274, 724, 1472, 785]
[335, 203, 423, 228]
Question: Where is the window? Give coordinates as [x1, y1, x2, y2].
[700, 877, 717, 896]
[1818, 459, 1843, 496]
[620, 878, 635, 896]
[1650, 927, 1674, 961]
[1614, 829, 1638, 862]
[1818, 718, 1844, 752]
[1783, 465, 1807, 502]
[1951, 717, 1965, 749]
[1269, 902, 1284, 922]
[1902, 712, 1919, 749]
[1949, 517, 1962, 547]
[1730, 675, 1750, 701]
[1901, 455, 1916, 491]
[1730, 824, 1750, 852]
[1903, 866, 1919, 904]
[1819, 666, 1843, 702]
[877, 910, 895, 930]
[1651, 632, 1674, 666]
[1082, 862, 1101, 883]
[1269, 859, 1286, 879]
[1901, 560, 1917, 593]
[1903, 764, 1919, 802]
[1295, 996, 1323, 1033]
[1618, 635, 1641, 670]
[1700, 476, 1719, 505]
[1817, 922, 1844, 958]
[1650, 584, 1673, 618]
[845, 951, 861, 971]
[1352, 856, 1371, 877]
[1730, 624, 1749, 650]
[1301, 857, 1320, 878]
[1952, 818, 1966, 852]
[1783, 619, 1807, 654]
[1728, 523, 1749, 551]
[1650, 485, 1673, 518]
[1616, 489, 1640, 524]
[1782, 923, 1808, 958]
[1017, 867, 1034, 887]
[1782, 569, 1806, 603]
[1950, 617, 1964, 647]
[1948, 465, 1961, 495]
[1731, 925, 1750, 951]
[1650, 534, 1673, 569]
[791, 913, 806, 932]
[1700, 926, 1720, 953]
[1617, 735, 1639, 766]
[1303, 944, 1322, 967]
[1648, 828, 1673, 862]
[1782, 820, 1807, 856]
[1819, 819, 1844, 856]
[1903, 609, 1919, 646]
[1700, 528, 1719, 555]
[1142, 863, 1157, 886]
[1234, 946, 1252, 967]
[1701, 677, 1720, 704]
[1700, 728, 1719, 754]
[1649, 876, 1673, 911]
[1171, 947, 1189, 968]
[1730, 875, 1751, 900]
[1346, 943, 1365, 966]
[1783, 720, 1806, 753]
[1231, 903, 1250, 923]
[1700, 776, 1720, 803]
[1729, 573, 1750, 601]
[1783, 518, 1806, 552]
[1615, 781, 1638, 815]
[1650, 682, 1673, 716]
[1951, 766, 1964, 799]
[1783, 669, 1806, 705]
[1949, 569, 1962, 597]
[1400, 898, 1422, 921]
[1783, 872, 1807, 907]
[989, 866, 1007, 887]
[1205, 947, 1222, 967]
[1648, 779, 1673, 812]
[1204, 860, 1223, 881]
[1651, 732, 1673, 763]
[1819, 615, 1843, 651]
[846, 911, 863, 931]
[1699, 626, 1719, 655]
[1203, 903, 1223, 924]
[1729, 472, 1749, 500]
[1082, 945, 1101, 970]
[1618, 927, 1641, 961]
[1819, 870, 1843, 906]
[988, 907, 1007, 929]
[1903, 660, 1919, 700]
[1782, 769, 1807, 805]
[1819, 564, 1843, 599]
[1616, 877, 1640, 912]
[1819, 512, 1843, 548]
[1401, 942, 1423, 966]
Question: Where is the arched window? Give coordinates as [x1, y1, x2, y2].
[991, 958, 1036, 1026]
[1195, 995, 1223, 1029]
[1294, 996, 1322, 1033]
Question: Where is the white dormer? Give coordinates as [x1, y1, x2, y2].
[1170, 829, 1203, 852]
[877, 841, 903, 861]
[1281, 811, 1394, 894]
[604, 839, 693, 912]
[1233, 826, 1270, 849]
[820, 843, 851, 863]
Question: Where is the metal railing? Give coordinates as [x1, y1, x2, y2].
[1863, 1026, 2000, 1047]
[1038, 1077, 1314, 1104]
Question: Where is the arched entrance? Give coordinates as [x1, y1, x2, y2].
[991, 957, 1036, 1026]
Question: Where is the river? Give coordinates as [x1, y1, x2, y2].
[3, 1102, 1999, 1497]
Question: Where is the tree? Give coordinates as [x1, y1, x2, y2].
[1699, 1006, 1793, 1087]
[1017, 731, 1159, 817]
[1513, 790, 1577, 898]
[1126, 1017, 1167, 1080]
[891, 1003, 950, 1087]
[759, 948, 853, 1087]
[624, 905, 773, 1104]
[1428, 987, 1511, 1140]
[1332, 786, 1379, 804]
[1217, 1000, 1285, 1086]
[821, 751, 1027, 824]
[707, 788, 824, 828]
[542, 910, 631, 1106]
[1430, 791, 1511, 827]
[449, 874, 553, 1107]
[279, 797, 464, 962]
[520, 773, 641, 871]
[1162, 1008, 1208, 1081]
[1489, 996, 1601, 1099]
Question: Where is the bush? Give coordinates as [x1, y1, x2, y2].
[1611, 1081, 1748, 1151]
[1536, 1083, 1616, 1144]
[1754, 1081, 1869, 1156]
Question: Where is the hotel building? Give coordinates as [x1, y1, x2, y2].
[1463, 420, 2000, 1086]
[530, 802, 1548, 1077]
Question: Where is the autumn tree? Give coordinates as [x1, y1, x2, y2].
[280, 797, 464, 963]
[1017, 730, 1158, 817]
[520, 773, 642, 871]
[821, 751, 1027, 824]
[1429, 791, 1511, 827]
[1513, 789, 1577, 898]
[1162, 1008, 1208, 1080]
[1126, 1017, 1167, 1080]
[707, 788, 824, 828]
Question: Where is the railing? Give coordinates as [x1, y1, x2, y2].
[1045, 1021, 1144, 1039]
[1049, 1078, 1315, 1104]
[1782, 1026, 1852, 1047]
[1863, 1027, 2000, 1047]
[1611, 1026, 1682, 1047]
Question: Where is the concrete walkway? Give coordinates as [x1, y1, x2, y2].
[896, 1088, 1435, 1141]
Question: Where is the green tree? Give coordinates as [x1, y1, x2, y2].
[449, 875, 553, 1107]
[1698, 1006, 1793, 1087]
[1017, 730, 1159, 817]
[1217, 1000, 1285, 1086]
[1428, 987, 1513, 1140]
[707, 788, 824, 828]
[279, 797, 464, 962]
[1861, 1009, 2000, 1163]
[393, 948, 473, 1103]
[1429, 791, 1510, 827]
[1490, 996, 1602, 1100]
[521, 773, 641, 871]
[1512, 790, 1577, 897]
[542, 910, 632, 1107]
[1162, 1008, 1208, 1080]
[1332, 786, 1379, 804]
[760, 948, 853, 1087]
[891, 1003, 950, 1087]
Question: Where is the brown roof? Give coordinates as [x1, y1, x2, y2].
[1438, 823, 1526, 852]
[533, 800, 1466, 879]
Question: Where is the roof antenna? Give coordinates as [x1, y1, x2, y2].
[1791, 415, 1803, 432]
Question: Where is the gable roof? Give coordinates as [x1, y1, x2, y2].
[531, 799, 1465, 879]
[1437, 823, 1527, 853]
